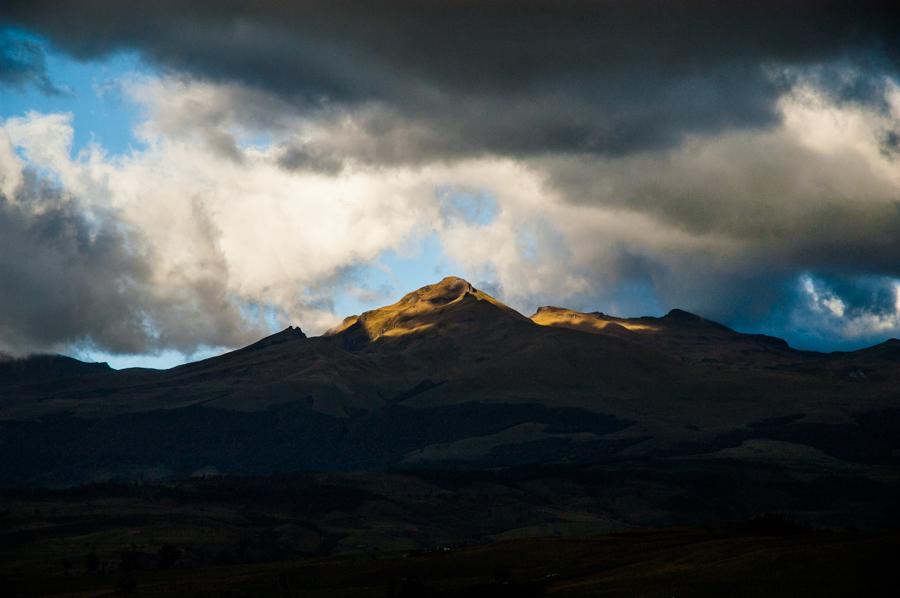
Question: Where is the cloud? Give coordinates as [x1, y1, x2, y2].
[0, 96, 522, 355]
[789, 275, 900, 346]
[1, 74, 604, 355]
[0, 132, 151, 355]
[429, 82, 900, 344]
[4, 1, 900, 162]
[0, 113, 263, 356]
[0, 32, 65, 95]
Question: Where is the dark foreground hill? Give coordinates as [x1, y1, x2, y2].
[2, 276, 900, 488]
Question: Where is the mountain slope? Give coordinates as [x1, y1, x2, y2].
[2, 276, 900, 486]
[531, 305, 796, 366]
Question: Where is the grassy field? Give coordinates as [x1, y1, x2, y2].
[3, 525, 898, 597]
[2, 466, 898, 596]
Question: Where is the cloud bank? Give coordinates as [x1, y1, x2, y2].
[5, 1, 900, 162]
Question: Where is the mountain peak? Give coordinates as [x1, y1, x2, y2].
[327, 276, 525, 344]
[239, 325, 307, 352]
[398, 276, 475, 306]
[663, 308, 701, 321]
[661, 309, 735, 333]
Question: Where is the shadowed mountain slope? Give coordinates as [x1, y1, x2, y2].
[2, 276, 900, 487]
[531, 305, 794, 365]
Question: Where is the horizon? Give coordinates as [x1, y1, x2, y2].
[48, 274, 900, 370]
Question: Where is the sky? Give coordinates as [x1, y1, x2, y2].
[2, 1, 900, 368]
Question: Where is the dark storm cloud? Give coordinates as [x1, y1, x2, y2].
[0, 168, 262, 357]
[4, 1, 900, 162]
[276, 144, 344, 175]
[0, 170, 152, 354]
[776, 273, 900, 350]
[880, 129, 900, 156]
[0, 34, 64, 95]
[536, 134, 900, 340]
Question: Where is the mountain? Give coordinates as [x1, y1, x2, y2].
[1, 276, 900, 491]
[531, 305, 794, 365]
